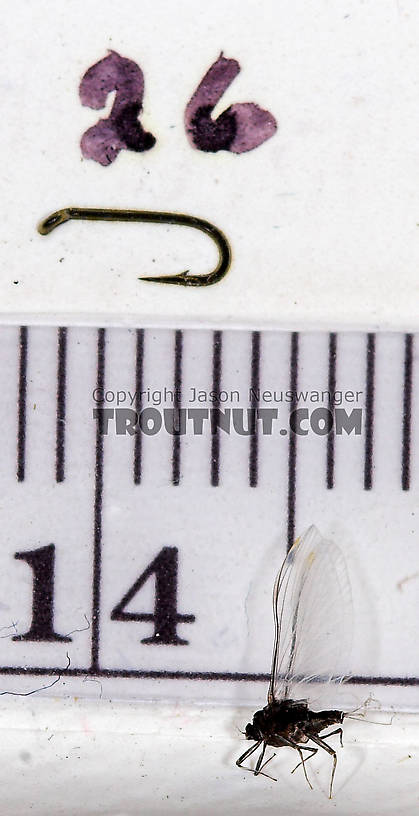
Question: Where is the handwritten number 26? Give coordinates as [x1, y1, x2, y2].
[80, 51, 277, 166]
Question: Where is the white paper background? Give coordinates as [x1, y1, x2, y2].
[2, 0, 419, 329]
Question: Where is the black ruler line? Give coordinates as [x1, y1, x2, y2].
[55, 327, 67, 483]
[17, 326, 28, 482]
[172, 330, 183, 486]
[363, 332, 376, 491]
[91, 328, 105, 672]
[249, 331, 261, 487]
[0, 665, 417, 686]
[287, 332, 299, 550]
[211, 330, 223, 486]
[134, 329, 145, 485]
[402, 333, 413, 491]
[326, 332, 337, 490]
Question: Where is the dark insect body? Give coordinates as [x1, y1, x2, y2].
[236, 526, 352, 798]
[237, 698, 345, 797]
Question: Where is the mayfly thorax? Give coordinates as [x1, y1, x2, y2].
[236, 525, 353, 798]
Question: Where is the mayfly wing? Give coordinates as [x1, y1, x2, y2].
[268, 525, 353, 708]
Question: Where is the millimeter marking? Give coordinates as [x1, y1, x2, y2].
[91, 328, 105, 672]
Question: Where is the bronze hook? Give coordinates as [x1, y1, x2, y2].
[38, 207, 231, 287]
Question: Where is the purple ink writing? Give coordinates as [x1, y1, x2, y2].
[79, 50, 155, 166]
[185, 53, 277, 154]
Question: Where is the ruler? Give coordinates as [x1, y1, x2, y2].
[0, 325, 417, 709]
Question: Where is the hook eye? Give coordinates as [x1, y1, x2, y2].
[38, 207, 232, 287]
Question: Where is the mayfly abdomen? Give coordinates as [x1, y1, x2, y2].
[307, 709, 345, 732]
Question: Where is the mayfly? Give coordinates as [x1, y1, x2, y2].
[237, 525, 353, 798]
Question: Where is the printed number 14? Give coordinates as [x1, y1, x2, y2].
[13, 544, 195, 645]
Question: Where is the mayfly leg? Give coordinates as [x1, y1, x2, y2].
[254, 742, 277, 779]
[254, 742, 267, 775]
[322, 727, 344, 747]
[305, 731, 341, 799]
[258, 750, 277, 776]
[290, 746, 318, 775]
[274, 734, 313, 790]
[236, 741, 277, 782]
[236, 739, 262, 769]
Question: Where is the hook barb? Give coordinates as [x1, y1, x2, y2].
[37, 207, 231, 287]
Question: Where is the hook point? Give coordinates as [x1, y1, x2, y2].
[139, 270, 191, 286]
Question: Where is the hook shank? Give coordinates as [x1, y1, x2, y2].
[38, 207, 231, 287]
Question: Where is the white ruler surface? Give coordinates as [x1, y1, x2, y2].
[0, 325, 417, 709]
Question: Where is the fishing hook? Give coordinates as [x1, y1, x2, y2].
[38, 207, 231, 287]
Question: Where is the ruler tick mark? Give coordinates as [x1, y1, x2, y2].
[211, 330, 223, 486]
[17, 326, 28, 482]
[55, 327, 67, 483]
[364, 333, 376, 491]
[172, 330, 183, 486]
[402, 333, 413, 491]
[287, 332, 299, 550]
[249, 331, 261, 487]
[326, 333, 337, 490]
[91, 328, 105, 672]
[134, 329, 145, 485]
